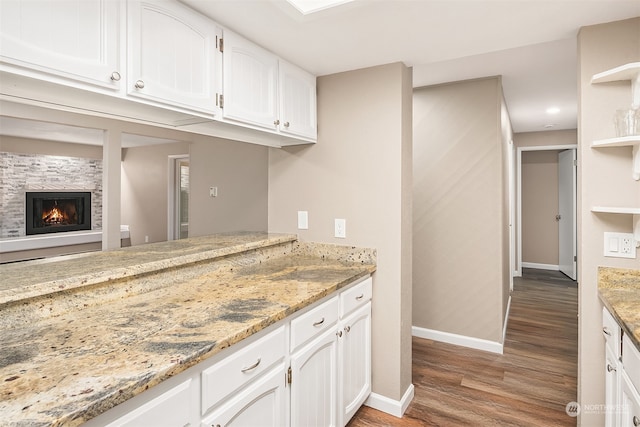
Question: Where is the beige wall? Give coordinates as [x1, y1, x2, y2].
[413, 77, 509, 344]
[514, 129, 577, 149]
[121, 142, 190, 245]
[578, 17, 640, 426]
[268, 62, 413, 403]
[0, 135, 103, 158]
[521, 150, 560, 266]
[189, 136, 268, 236]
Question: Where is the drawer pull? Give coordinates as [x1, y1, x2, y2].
[607, 364, 616, 372]
[313, 318, 325, 327]
[355, 294, 364, 301]
[240, 358, 261, 373]
[634, 416, 640, 427]
[336, 330, 343, 338]
[602, 327, 612, 336]
[344, 326, 351, 333]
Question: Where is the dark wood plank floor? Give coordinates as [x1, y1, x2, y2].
[348, 269, 578, 426]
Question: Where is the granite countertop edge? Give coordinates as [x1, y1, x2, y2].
[598, 266, 640, 351]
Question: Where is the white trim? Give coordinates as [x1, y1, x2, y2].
[167, 154, 189, 241]
[516, 144, 577, 280]
[0, 227, 130, 253]
[364, 384, 414, 418]
[502, 294, 512, 344]
[522, 262, 560, 271]
[412, 326, 504, 354]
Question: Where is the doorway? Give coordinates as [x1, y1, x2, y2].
[515, 145, 577, 279]
[168, 155, 189, 240]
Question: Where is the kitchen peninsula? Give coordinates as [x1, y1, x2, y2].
[0, 232, 376, 426]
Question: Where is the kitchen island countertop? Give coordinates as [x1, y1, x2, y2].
[0, 233, 376, 426]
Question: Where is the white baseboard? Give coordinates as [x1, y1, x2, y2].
[365, 383, 414, 418]
[522, 262, 559, 271]
[412, 326, 503, 354]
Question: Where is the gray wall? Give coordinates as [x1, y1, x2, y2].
[268, 62, 414, 404]
[578, 17, 640, 426]
[413, 77, 510, 344]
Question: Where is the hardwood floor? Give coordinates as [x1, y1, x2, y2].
[348, 269, 578, 426]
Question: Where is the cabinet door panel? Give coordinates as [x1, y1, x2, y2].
[620, 370, 640, 427]
[222, 31, 278, 129]
[0, 0, 121, 89]
[291, 327, 338, 427]
[202, 365, 286, 427]
[279, 60, 316, 140]
[605, 344, 620, 427]
[128, 0, 219, 113]
[340, 301, 371, 425]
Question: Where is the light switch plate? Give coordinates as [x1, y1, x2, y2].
[297, 211, 308, 230]
[604, 232, 636, 259]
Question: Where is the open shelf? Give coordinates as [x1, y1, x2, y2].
[591, 62, 640, 84]
[592, 206, 640, 215]
[591, 136, 640, 148]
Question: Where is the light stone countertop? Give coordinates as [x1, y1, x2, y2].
[598, 267, 640, 350]
[0, 234, 376, 426]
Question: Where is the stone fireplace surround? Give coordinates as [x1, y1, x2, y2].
[0, 152, 107, 255]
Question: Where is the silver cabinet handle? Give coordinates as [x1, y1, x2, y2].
[110, 71, 121, 81]
[240, 358, 261, 373]
[355, 294, 364, 301]
[607, 364, 616, 372]
[336, 330, 342, 338]
[135, 80, 145, 89]
[313, 318, 325, 327]
[284, 121, 290, 127]
[633, 416, 640, 427]
[274, 119, 280, 126]
[344, 326, 351, 333]
[602, 327, 611, 336]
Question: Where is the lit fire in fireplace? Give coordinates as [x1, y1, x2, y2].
[42, 200, 77, 226]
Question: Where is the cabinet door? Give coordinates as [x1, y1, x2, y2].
[106, 379, 194, 427]
[202, 365, 286, 427]
[222, 30, 278, 129]
[290, 327, 338, 427]
[0, 0, 121, 90]
[278, 60, 317, 140]
[128, 0, 220, 114]
[339, 301, 371, 426]
[605, 345, 620, 427]
[620, 370, 640, 427]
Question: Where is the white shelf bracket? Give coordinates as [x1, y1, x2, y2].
[634, 214, 640, 248]
[633, 71, 640, 109]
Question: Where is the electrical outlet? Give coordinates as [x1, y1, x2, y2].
[604, 232, 636, 259]
[297, 211, 308, 230]
[334, 218, 346, 238]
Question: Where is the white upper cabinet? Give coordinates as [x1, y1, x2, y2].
[128, 0, 221, 114]
[0, 0, 122, 90]
[279, 60, 317, 140]
[222, 30, 279, 129]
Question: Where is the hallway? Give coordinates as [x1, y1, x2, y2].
[348, 269, 578, 426]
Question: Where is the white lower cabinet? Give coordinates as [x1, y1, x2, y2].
[202, 364, 287, 427]
[603, 307, 640, 427]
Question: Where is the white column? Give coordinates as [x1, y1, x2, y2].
[102, 128, 122, 251]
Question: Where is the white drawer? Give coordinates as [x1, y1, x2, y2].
[603, 307, 622, 359]
[290, 296, 338, 353]
[623, 334, 640, 394]
[340, 277, 372, 318]
[201, 326, 286, 415]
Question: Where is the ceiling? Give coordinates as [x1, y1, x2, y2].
[182, 0, 640, 133]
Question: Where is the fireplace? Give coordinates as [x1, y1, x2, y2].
[25, 192, 91, 235]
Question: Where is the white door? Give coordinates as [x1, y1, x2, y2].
[558, 149, 577, 280]
[279, 60, 317, 140]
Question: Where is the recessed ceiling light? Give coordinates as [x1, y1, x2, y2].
[286, 0, 353, 14]
[546, 107, 560, 115]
